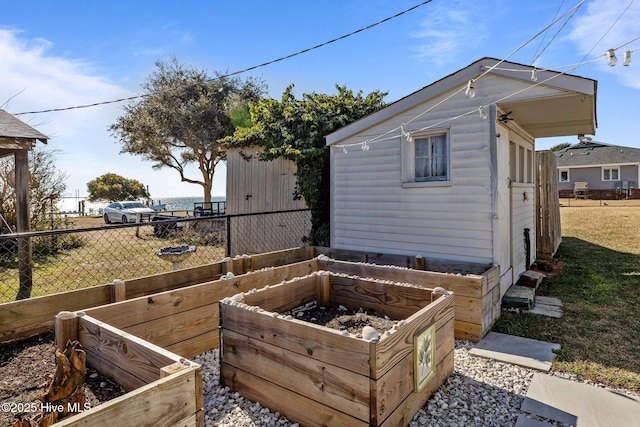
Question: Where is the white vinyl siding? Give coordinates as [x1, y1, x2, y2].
[330, 84, 495, 264]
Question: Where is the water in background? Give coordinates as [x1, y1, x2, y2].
[58, 196, 225, 215]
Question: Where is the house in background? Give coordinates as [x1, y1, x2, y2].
[326, 57, 597, 298]
[555, 141, 640, 199]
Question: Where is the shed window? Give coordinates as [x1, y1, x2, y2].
[414, 134, 448, 182]
[559, 169, 570, 182]
[602, 167, 619, 181]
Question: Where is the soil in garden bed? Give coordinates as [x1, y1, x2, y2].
[0, 332, 125, 426]
[282, 301, 396, 335]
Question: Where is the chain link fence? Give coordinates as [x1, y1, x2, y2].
[0, 209, 312, 303]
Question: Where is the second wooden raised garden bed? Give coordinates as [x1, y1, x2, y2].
[219, 271, 455, 427]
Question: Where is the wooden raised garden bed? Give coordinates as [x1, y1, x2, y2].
[219, 271, 455, 427]
[51, 311, 203, 426]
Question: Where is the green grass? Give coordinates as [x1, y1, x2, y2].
[493, 204, 640, 394]
[0, 224, 226, 303]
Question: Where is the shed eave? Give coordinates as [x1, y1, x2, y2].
[326, 57, 598, 145]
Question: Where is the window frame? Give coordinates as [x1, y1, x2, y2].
[601, 167, 620, 182]
[402, 128, 451, 187]
[558, 169, 570, 183]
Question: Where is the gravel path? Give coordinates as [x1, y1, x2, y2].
[194, 341, 580, 427]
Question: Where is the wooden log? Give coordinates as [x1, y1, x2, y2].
[28, 340, 87, 426]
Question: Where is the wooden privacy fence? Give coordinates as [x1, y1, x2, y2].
[536, 150, 562, 262]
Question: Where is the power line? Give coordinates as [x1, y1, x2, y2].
[14, 1, 433, 116]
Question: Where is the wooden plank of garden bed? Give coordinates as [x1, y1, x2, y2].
[0, 285, 111, 342]
[125, 262, 224, 299]
[78, 315, 182, 387]
[220, 302, 371, 376]
[242, 275, 316, 312]
[328, 275, 433, 319]
[85, 259, 317, 330]
[379, 349, 455, 427]
[53, 367, 200, 427]
[319, 259, 483, 298]
[123, 304, 218, 350]
[164, 329, 220, 360]
[372, 295, 455, 378]
[372, 309, 455, 423]
[246, 247, 314, 271]
[221, 362, 367, 427]
[223, 329, 370, 422]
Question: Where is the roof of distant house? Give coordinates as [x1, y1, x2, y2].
[0, 109, 48, 142]
[555, 142, 640, 167]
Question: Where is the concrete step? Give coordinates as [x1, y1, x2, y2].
[502, 285, 536, 310]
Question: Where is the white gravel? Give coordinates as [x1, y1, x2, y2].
[194, 341, 629, 427]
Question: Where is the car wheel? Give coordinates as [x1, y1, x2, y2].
[104, 214, 111, 224]
[122, 215, 128, 224]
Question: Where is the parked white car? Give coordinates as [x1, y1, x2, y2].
[103, 201, 155, 224]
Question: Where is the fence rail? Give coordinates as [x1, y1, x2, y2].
[0, 209, 312, 303]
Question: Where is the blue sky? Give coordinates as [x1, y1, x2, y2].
[1, 0, 639, 198]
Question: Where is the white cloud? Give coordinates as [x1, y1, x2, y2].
[0, 28, 211, 198]
[411, 1, 488, 66]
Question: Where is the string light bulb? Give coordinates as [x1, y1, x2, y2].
[478, 106, 487, 120]
[465, 79, 475, 99]
[361, 141, 370, 151]
[530, 68, 538, 82]
[607, 49, 618, 67]
[623, 50, 632, 66]
[342, 145, 348, 154]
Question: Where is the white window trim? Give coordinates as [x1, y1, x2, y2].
[402, 128, 451, 188]
[558, 169, 570, 182]
[601, 166, 620, 181]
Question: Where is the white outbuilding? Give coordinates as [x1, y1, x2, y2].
[326, 57, 597, 296]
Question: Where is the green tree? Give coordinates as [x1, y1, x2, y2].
[86, 173, 149, 202]
[226, 84, 387, 245]
[550, 142, 571, 151]
[110, 57, 266, 202]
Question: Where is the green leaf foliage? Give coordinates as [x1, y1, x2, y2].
[225, 84, 387, 244]
[110, 57, 266, 201]
[86, 173, 150, 202]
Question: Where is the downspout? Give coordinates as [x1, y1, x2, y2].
[489, 104, 499, 265]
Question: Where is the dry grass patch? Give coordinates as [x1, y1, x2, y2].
[494, 201, 640, 394]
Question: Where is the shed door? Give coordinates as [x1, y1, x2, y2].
[496, 125, 513, 295]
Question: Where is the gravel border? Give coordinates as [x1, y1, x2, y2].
[195, 341, 613, 427]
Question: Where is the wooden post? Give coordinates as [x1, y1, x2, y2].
[110, 279, 126, 303]
[15, 149, 32, 300]
[316, 271, 331, 307]
[55, 311, 80, 352]
[242, 254, 252, 275]
[414, 255, 426, 271]
[222, 258, 235, 276]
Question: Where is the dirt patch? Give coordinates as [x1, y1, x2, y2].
[283, 301, 396, 335]
[0, 333, 125, 426]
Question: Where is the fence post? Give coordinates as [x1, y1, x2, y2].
[226, 215, 231, 257]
